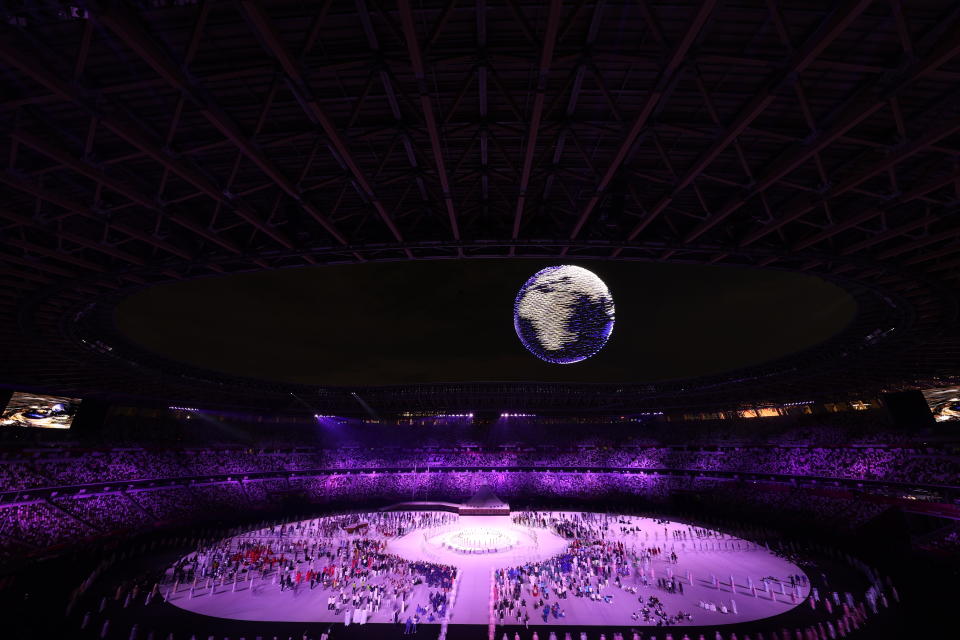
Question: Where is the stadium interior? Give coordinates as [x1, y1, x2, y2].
[1, 1, 959, 640]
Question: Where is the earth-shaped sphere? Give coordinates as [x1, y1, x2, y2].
[514, 265, 615, 364]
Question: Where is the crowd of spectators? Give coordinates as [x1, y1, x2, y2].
[53, 493, 153, 533]
[0, 440, 957, 492]
[704, 486, 891, 533]
[0, 470, 916, 565]
[0, 430, 955, 566]
[1, 502, 95, 550]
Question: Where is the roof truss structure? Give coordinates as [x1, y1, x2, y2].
[1, 0, 959, 411]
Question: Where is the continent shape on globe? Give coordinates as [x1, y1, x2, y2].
[514, 265, 615, 364]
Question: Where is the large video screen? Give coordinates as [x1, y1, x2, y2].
[0, 392, 81, 429]
[921, 387, 960, 423]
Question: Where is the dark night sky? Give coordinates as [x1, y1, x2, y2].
[116, 260, 857, 386]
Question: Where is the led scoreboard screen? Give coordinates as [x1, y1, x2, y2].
[921, 386, 960, 423]
[0, 391, 82, 429]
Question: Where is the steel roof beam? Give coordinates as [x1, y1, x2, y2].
[619, 0, 874, 250]
[87, 4, 336, 250]
[569, 0, 717, 240]
[240, 0, 409, 255]
[793, 166, 960, 264]
[510, 0, 563, 242]
[0, 171, 193, 263]
[0, 255, 68, 281]
[541, 1, 606, 231]
[685, 14, 960, 245]
[793, 166, 960, 252]
[0, 206, 145, 270]
[0, 42, 272, 259]
[354, 0, 433, 239]
[794, 122, 960, 250]
[398, 0, 461, 242]
[10, 131, 244, 257]
[742, 116, 960, 248]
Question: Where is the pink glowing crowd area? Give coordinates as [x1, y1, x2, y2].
[163, 510, 812, 628]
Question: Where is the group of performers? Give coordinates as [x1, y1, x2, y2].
[167, 511, 457, 626]
[496, 513, 693, 627]
[159, 509, 898, 639]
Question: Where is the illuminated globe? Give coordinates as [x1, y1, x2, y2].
[514, 265, 615, 364]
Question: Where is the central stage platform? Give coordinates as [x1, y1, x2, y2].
[382, 484, 511, 516]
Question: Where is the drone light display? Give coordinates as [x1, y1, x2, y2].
[513, 265, 615, 364]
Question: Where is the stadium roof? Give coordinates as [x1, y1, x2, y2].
[1, 0, 960, 412]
